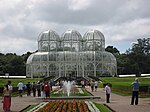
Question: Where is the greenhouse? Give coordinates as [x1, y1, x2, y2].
[26, 29, 117, 79]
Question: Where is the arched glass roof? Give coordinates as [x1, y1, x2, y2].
[83, 29, 105, 41]
[26, 53, 35, 64]
[61, 30, 82, 41]
[102, 51, 116, 62]
[38, 30, 60, 41]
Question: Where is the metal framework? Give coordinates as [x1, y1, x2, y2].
[26, 30, 117, 78]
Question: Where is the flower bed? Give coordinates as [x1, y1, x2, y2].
[28, 100, 100, 112]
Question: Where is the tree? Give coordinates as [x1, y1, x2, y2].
[126, 38, 150, 74]
[105, 46, 120, 55]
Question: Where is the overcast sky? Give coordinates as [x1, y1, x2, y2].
[0, 0, 150, 55]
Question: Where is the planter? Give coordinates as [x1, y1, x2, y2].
[28, 100, 100, 112]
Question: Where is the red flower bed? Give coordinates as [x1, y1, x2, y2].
[112, 88, 131, 94]
[36, 100, 90, 112]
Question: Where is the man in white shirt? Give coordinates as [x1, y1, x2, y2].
[105, 83, 111, 103]
[8, 80, 13, 93]
[17, 81, 23, 97]
[7, 80, 13, 111]
[94, 81, 98, 92]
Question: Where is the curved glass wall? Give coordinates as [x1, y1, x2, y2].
[26, 29, 117, 78]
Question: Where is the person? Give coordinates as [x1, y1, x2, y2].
[17, 81, 24, 97]
[26, 82, 31, 96]
[37, 81, 41, 97]
[32, 82, 37, 97]
[2, 84, 11, 112]
[59, 80, 63, 89]
[94, 81, 98, 92]
[7, 80, 12, 111]
[41, 82, 45, 99]
[7, 81, 13, 94]
[44, 81, 50, 99]
[105, 83, 111, 103]
[90, 80, 94, 92]
[131, 78, 140, 105]
[49, 80, 54, 91]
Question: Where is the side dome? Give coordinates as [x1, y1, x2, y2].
[83, 30, 105, 51]
[26, 53, 35, 64]
[38, 30, 60, 52]
[61, 30, 82, 41]
[38, 30, 60, 41]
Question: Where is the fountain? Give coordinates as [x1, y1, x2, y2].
[63, 81, 74, 96]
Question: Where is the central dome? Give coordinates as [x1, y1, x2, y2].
[61, 30, 82, 41]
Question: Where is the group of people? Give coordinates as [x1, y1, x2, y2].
[89, 80, 98, 92]
[80, 80, 98, 92]
[105, 78, 140, 104]
[17, 80, 53, 99]
[85, 78, 140, 104]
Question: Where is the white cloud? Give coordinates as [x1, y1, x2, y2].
[0, 0, 150, 54]
[67, 0, 91, 10]
[0, 37, 37, 55]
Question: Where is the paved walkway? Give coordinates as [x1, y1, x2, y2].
[0, 87, 150, 112]
[86, 86, 150, 112]
[0, 95, 41, 112]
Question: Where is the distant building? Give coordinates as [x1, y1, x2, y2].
[26, 30, 117, 78]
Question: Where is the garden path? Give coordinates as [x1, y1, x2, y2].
[86, 86, 150, 112]
[0, 94, 42, 112]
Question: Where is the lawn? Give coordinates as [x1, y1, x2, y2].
[0, 78, 43, 96]
[94, 102, 112, 112]
[101, 77, 150, 87]
[0, 78, 42, 87]
[100, 77, 150, 97]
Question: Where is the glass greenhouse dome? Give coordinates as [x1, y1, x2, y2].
[26, 29, 117, 78]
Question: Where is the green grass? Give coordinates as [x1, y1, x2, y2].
[111, 90, 131, 96]
[101, 77, 150, 86]
[0, 78, 42, 87]
[100, 77, 150, 97]
[0, 78, 42, 97]
[94, 102, 112, 112]
[21, 104, 38, 112]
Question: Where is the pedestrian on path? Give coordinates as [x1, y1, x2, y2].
[41, 82, 45, 99]
[26, 82, 32, 96]
[44, 81, 50, 99]
[32, 82, 37, 97]
[90, 80, 94, 92]
[131, 78, 140, 105]
[37, 81, 41, 97]
[94, 81, 98, 92]
[2, 84, 11, 111]
[105, 83, 111, 103]
[7, 80, 12, 110]
[17, 81, 24, 97]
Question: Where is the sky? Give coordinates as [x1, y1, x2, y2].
[0, 0, 150, 55]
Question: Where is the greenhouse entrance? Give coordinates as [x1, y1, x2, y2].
[66, 71, 77, 80]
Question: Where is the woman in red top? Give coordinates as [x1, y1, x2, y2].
[44, 81, 50, 99]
